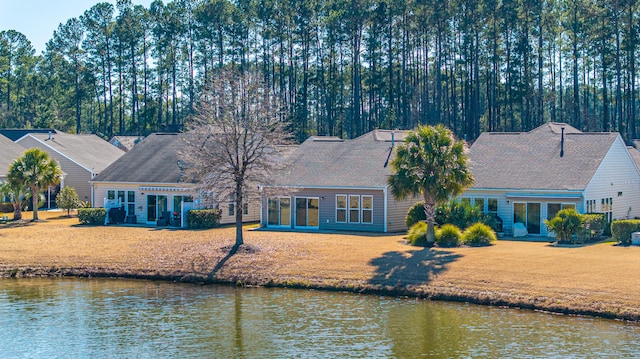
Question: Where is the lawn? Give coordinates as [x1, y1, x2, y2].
[1, 210, 639, 321]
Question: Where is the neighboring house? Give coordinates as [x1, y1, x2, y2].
[109, 135, 142, 152]
[0, 134, 27, 182]
[259, 130, 415, 233]
[463, 122, 640, 237]
[90, 133, 260, 226]
[16, 131, 125, 203]
[0, 128, 56, 141]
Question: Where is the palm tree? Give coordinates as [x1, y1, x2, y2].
[388, 124, 474, 245]
[8, 148, 62, 221]
[0, 181, 28, 221]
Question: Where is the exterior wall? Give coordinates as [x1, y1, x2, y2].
[584, 136, 640, 221]
[386, 194, 418, 232]
[462, 189, 584, 237]
[261, 187, 388, 232]
[17, 136, 93, 203]
[93, 182, 260, 226]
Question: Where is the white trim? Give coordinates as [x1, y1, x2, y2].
[383, 187, 388, 233]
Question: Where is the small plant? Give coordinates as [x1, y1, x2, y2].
[462, 222, 497, 246]
[186, 209, 221, 229]
[78, 208, 107, 225]
[544, 208, 583, 244]
[405, 202, 427, 228]
[610, 219, 640, 245]
[582, 213, 606, 241]
[436, 224, 462, 247]
[406, 221, 428, 246]
[57, 186, 81, 217]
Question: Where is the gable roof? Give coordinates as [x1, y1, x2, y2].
[109, 135, 142, 152]
[0, 129, 56, 141]
[272, 130, 409, 188]
[92, 133, 184, 184]
[469, 122, 619, 191]
[0, 134, 27, 179]
[18, 132, 124, 174]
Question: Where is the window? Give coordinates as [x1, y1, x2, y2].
[362, 196, 373, 224]
[107, 190, 115, 200]
[349, 195, 360, 222]
[127, 191, 135, 215]
[228, 193, 249, 216]
[474, 198, 485, 212]
[488, 198, 498, 215]
[268, 197, 290, 226]
[547, 203, 576, 220]
[586, 199, 596, 213]
[460, 197, 471, 206]
[336, 195, 347, 223]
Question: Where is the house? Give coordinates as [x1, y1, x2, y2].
[90, 133, 260, 226]
[259, 130, 415, 233]
[16, 131, 125, 204]
[109, 135, 142, 152]
[0, 128, 56, 142]
[462, 122, 640, 237]
[0, 134, 27, 182]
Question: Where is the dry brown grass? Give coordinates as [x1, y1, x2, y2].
[2, 210, 640, 321]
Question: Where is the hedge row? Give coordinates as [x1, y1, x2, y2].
[186, 209, 221, 229]
[78, 208, 107, 225]
[610, 220, 640, 245]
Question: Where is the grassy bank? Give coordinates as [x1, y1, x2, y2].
[1, 211, 639, 321]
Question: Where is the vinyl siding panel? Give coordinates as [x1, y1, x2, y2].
[386, 194, 418, 232]
[585, 137, 640, 220]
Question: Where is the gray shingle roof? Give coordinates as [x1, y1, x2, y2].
[469, 123, 618, 191]
[23, 132, 124, 173]
[92, 133, 183, 184]
[0, 135, 27, 178]
[272, 130, 409, 188]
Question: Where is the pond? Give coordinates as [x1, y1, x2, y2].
[1, 278, 639, 358]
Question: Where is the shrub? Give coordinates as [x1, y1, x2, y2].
[544, 208, 584, 244]
[78, 208, 107, 225]
[406, 221, 428, 246]
[436, 224, 462, 247]
[186, 209, 221, 229]
[0, 202, 13, 213]
[436, 199, 498, 231]
[405, 202, 426, 228]
[610, 219, 640, 245]
[582, 213, 606, 241]
[462, 222, 497, 246]
[57, 186, 80, 216]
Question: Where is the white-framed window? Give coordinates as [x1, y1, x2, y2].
[336, 195, 347, 223]
[349, 195, 360, 223]
[487, 198, 498, 215]
[228, 193, 249, 216]
[547, 203, 576, 220]
[362, 195, 373, 224]
[586, 199, 596, 213]
[336, 194, 373, 224]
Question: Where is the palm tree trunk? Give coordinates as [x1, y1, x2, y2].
[31, 187, 39, 221]
[423, 195, 436, 245]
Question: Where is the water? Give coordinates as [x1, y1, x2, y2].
[1, 278, 639, 358]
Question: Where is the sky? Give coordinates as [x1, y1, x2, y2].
[0, 0, 154, 55]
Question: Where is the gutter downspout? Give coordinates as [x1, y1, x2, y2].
[383, 186, 388, 233]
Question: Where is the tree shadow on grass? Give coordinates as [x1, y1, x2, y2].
[368, 247, 462, 289]
[207, 243, 260, 280]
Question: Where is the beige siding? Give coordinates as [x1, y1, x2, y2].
[386, 194, 418, 232]
[17, 136, 93, 203]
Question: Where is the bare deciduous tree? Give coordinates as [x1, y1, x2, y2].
[180, 68, 291, 246]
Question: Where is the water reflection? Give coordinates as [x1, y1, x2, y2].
[1, 278, 639, 358]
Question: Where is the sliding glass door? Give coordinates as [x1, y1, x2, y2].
[295, 197, 319, 228]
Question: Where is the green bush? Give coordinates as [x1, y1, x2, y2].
[462, 222, 497, 246]
[78, 208, 107, 225]
[610, 219, 640, 245]
[544, 208, 584, 244]
[406, 221, 428, 246]
[57, 186, 80, 216]
[405, 202, 426, 228]
[582, 213, 606, 241]
[0, 202, 13, 213]
[186, 209, 221, 229]
[406, 199, 499, 231]
[436, 224, 462, 247]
